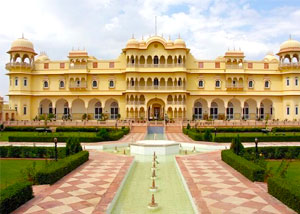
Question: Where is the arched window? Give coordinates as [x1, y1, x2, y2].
[76, 80, 80, 87]
[23, 77, 27, 86]
[227, 102, 234, 120]
[264, 80, 270, 88]
[94, 102, 102, 119]
[110, 102, 119, 119]
[49, 103, 53, 114]
[15, 77, 18, 86]
[154, 56, 159, 64]
[243, 103, 249, 119]
[178, 79, 182, 86]
[248, 80, 254, 88]
[43, 80, 49, 88]
[286, 77, 290, 86]
[194, 102, 202, 119]
[215, 80, 221, 88]
[154, 78, 159, 86]
[59, 80, 65, 88]
[92, 80, 98, 88]
[131, 79, 135, 86]
[210, 102, 218, 119]
[296, 77, 299, 86]
[63, 102, 69, 116]
[109, 80, 115, 88]
[198, 80, 204, 88]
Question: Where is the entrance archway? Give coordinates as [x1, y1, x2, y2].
[147, 98, 165, 120]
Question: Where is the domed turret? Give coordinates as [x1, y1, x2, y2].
[36, 52, 50, 62]
[279, 39, 300, 53]
[166, 36, 174, 46]
[264, 53, 278, 62]
[126, 35, 139, 48]
[174, 35, 186, 48]
[8, 36, 36, 54]
[277, 37, 300, 68]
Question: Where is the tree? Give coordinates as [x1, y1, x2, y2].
[230, 135, 244, 155]
[66, 137, 82, 156]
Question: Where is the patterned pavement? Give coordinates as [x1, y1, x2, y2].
[13, 151, 133, 214]
[176, 151, 296, 214]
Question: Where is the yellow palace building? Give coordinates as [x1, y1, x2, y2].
[4, 35, 300, 122]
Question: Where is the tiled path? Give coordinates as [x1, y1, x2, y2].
[176, 151, 296, 214]
[13, 151, 133, 214]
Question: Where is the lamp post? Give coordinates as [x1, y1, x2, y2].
[214, 127, 217, 138]
[54, 137, 58, 161]
[255, 137, 258, 159]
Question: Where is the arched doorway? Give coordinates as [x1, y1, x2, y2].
[147, 98, 165, 120]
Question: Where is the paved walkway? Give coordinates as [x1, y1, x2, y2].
[13, 151, 133, 214]
[176, 151, 296, 214]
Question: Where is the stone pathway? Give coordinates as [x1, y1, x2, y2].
[176, 151, 296, 214]
[13, 151, 133, 214]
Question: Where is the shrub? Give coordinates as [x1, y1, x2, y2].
[3, 126, 48, 132]
[35, 151, 89, 184]
[214, 135, 300, 142]
[203, 129, 212, 141]
[187, 123, 191, 129]
[0, 146, 66, 158]
[66, 138, 82, 156]
[272, 127, 300, 132]
[243, 146, 300, 159]
[221, 150, 265, 181]
[0, 182, 33, 214]
[96, 128, 109, 139]
[268, 177, 300, 213]
[230, 135, 244, 155]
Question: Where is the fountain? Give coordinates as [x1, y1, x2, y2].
[131, 140, 180, 155]
[149, 179, 158, 192]
[148, 194, 158, 210]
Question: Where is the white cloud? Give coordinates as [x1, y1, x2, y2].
[0, 0, 300, 100]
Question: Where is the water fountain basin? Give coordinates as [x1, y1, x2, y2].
[130, 140, 179, 155]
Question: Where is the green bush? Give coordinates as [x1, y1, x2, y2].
[0, 146, 66, 158]
[272, 127, 300, 132]
[203, 129, 212, 141]
[214, 135, 300, 142]
[0, 182, 33, 214]
[35, 151, 89, 184]
[221, 150, 265, 181]
[193, 127, 262, 133]
[66, 138, 82, 156]
[243, 146, 300, 159]
[268, 177, 300, 213]
[3, 126, 48, 132]
[183, 128, 203, 141]
[9, 136, 103, 142]
[56, 127, 130, 133]
[187, 123, 191, 129]
[230, 135, 244, 155]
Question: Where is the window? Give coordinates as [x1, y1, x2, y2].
[296, 106, 299, 115]
[14, 105, 18, 112]
[44, 63, 49, 69]
[154, 78, 159, 86]
[76, 80, 80, 87]
[286, 77, 290, 86]
[248, 80, 254, 88]
[109, 80, 115, 88]
[15, 77, 18, 86]
[215, 80, 221, 88]
[198, 80, 204, 88]
[23, 106, 27, 115]
[109, 62, 114, 68]
[287, 106, 290, 115]
[248, 63, 253, 69]
[59, 80, 65, 88]
[43, 81, 49, 88]
[264, 80, 270, 88]
[154, 56, 159, 64]
[264, 63, 269, 69]
[178, 79, 182, 86]
[23, 77, 27, 86]
[295, 77, 299, 86]
[198, 62, 204, 68]
[92, 80, 98, 88]
[215, 62, 220, 68]
[60, 63, 65, 69]
[131, 79, 134, 86]
[93, 62, 98, 68]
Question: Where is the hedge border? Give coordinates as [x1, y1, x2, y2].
[0, 182, 33, 214]
[0, 146, 66, 158]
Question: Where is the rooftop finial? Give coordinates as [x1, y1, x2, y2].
[155, 16, 157, 36]
[169, 35, 171, 40]
[161, 33, 163, 38]
[178, 33, 181, 39]
[132, 34, 135, 39]
[142, 35, 144, 40]
[289, 34, 292, 40]
[22, 33, 24, 39]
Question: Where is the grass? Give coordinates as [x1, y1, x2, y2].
[0, 159, 48, 189]
[267, 160, 300, 183]
[0, 132, 96, 141]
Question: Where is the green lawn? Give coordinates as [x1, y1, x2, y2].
[267, 160, 300, 183]
[215, 132, 300, 137]
[0, 159, 48, 189]
[0, 132, 97, 141]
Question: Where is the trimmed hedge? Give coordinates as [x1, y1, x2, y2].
[56, 127, 130, 133]
[221, 150, 265, 181]
[244, 146, 300, 159]
[183, 128, 203, 141]
[0, 146, 66, 158]
[214, 135, 300, 142]
[268, 177, 300, 213]
[35, 151, 89, 184]
[0, 182, 33, 214]
[272, 127, 300, 132]
[3, 126, 48, 132]
[192, 127, 262, 133]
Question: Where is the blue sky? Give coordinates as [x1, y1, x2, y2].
[0, 0, 300, 100]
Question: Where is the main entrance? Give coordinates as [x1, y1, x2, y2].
[147, 98, 165, 120]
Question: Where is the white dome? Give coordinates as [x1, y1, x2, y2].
[279, 39, 300, 52]
[36, 53, 50, 62]
[174, 38, 186, 48]
[9, 37, 35, 54]
[264, 54, 278, 62]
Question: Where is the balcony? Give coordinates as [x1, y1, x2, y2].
[69, 82, 87, 89]
[226, 64, 244, 69]
[167, 101, 186, 105]
[279, 63, 300, 69]
[226, 83, 244, 90]
[127, 85, 185, 91]
[69, 64, 87, 69]
[126, 63, 185, 68]
[6, 62, 34, 70]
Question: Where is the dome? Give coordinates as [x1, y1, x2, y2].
[264, 53, 278, 62]
[174, 38, 186, 48]
[36, 53, 50, 62]
[8, 37, 36, 54]
[126, 37, 139, 48]
[166, 37, 174, 46]
[279, 39, 300, 53]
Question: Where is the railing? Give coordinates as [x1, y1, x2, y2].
[6, 62, 34, 70]
[126, 101, 145, 105]
[279, 63, 300, 69]
[69, 64, 87, 69]
[69, 82, 87, 89]
[226, 64, 244, 69]
[167, 101, 186, 105]
[225, 84, 244, 89]
[127, 63, 185, 68]
[127, 86, 186, 90]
